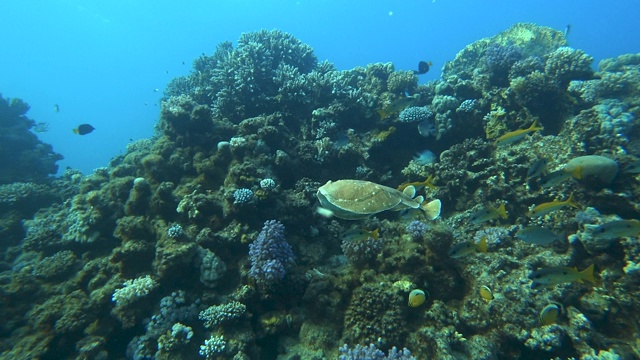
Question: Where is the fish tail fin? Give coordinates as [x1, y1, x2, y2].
[477, 237, 488, 253]
[422, 199, 441, 220]
[72, 128, 79, 134]
[580, 264, 596, 284]
[497, 203, 508, 219]
[423, 174, 438, 189]
[377, 109, 387, 119]
[566, 193, 580, 208]
[529, 119, 544, 131]
[371, 228, 379, 240]
[427, 61, 433, 66]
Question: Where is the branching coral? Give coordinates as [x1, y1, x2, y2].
[544, 47, 594, 86]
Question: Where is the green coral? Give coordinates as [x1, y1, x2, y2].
[342, 282, 408, 350]
[0, 94, 63, 184]
[387, 70, 418, 94]
[443, 22, 566, 80]
[510, 70, 566, 126]
[29, 289, 94, 333]
[32, 250, 78, 281]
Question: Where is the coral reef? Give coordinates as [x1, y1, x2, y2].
[2, 24, 640, 359]
[0, 94, 63, 184]
[341, 235, 384, 265]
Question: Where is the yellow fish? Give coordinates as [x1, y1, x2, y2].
[479, 285, 493, 302]
[397, 175, 437, 191]
[448, 237, 488, 258]
[494, 120, 543, 147]
[530, 264, 596, 289]
[529, 194, 579, 218]
[469, 204, 508, 225]
[341, 228, 379, 242]
[408, 289, 427, 307]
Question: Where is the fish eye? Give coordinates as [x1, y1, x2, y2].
[599, 228, 606, 233]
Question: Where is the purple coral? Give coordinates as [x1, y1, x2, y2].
[338, 343, 415, 360]
[405, 220, 429, 241]
[484, 43, 523, 71]
[484, 43, 523, 85]
[341, 237, 383, 265]
[248, 220, 295, 286]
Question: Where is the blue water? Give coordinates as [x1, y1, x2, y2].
[1, 0, 638, 174]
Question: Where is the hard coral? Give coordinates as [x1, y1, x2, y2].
[248, 220, 295, 288]
[399, 106, 434, 123]
[544, 47, 594, 86]
[483, 43, 523, 85]
[510, 70, 565, 124]
[0, 94, 63, 183]
[343, 282, 407, 350]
